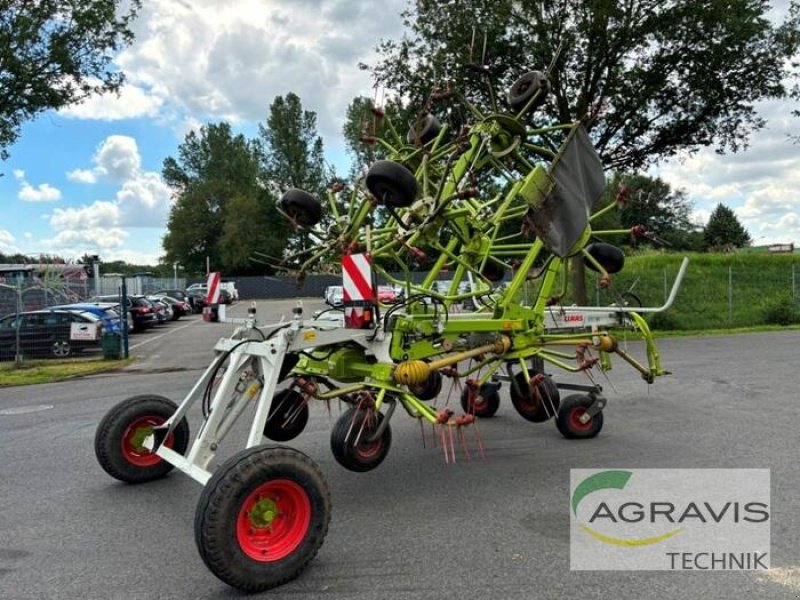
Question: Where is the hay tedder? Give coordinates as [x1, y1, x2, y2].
[94, 68, 687, 591]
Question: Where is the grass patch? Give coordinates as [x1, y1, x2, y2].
[0, 357, 135, 387]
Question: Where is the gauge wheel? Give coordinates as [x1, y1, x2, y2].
[408, 369, 442, 401]
[365, 160, 418, 208]
[94, 394, 190, 483]
[330, 407, 391, 472]
[264, 389, 309, 442]
[406, 113, 442, 145]
[459, 382, 501, 418]
[279, 189, 322, 227]
[195, 446, 331, 592]
[507, 70, 550, 113]
[556, 394, 604, 439]
[509, 371, 560, 423]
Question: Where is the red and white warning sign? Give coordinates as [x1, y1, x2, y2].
[342, 253, 376, 328]
[205, 271, 221, 304]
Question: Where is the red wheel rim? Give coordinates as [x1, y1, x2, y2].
[121, 416, 173, 467]
[237, 480, 311, 562]
[468, 389, 487, 412]
[355, 436, 382, 459]
[569, 407, 594, 432]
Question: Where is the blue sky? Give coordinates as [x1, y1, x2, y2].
[1, 0, 799, 267]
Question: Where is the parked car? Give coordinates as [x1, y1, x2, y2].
[50, 303, 122, 333]
[88, 295, 158, 332]
[151, 295, 191, 320]
[185, 284, 231, 306]
[220, 280, 239, 301]
[0, 309, 103, 360]
[324, 285, 344, 307]
[153, 289, 191, 304]
[144, 296, 170, 323]
[377, 285, 404, 304]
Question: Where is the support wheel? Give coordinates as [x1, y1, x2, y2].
[94, 395, 189, 483]
[507, 70, 550, 113]
[365, 160, 418, 208]
[279, 189, 322, 227]
[556, 395, 604, 439]
[264, 389, 309, 442]
[406, 113, 441, 145]
[408, 369, 442, 401]
[330, 408, 391, 472]
[460, 382, 501, 418]
[509, 371, 560, 422]
[194, 446, 331, 592]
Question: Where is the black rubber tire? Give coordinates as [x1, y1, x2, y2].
[408, 369, 442, 401]
[94, 395, 189, 483]
[459, 382, 501, 418]
[194, 446, 331, 592]
[264, 389, 309, 442]
[556, 394, 604, 439]
[481, 260, 505, 282]
[330, 407, 391, 472]
[619, 292, 642, 307]
[509, 371, 560, 423]
[584, 243, 625, 274]
[279, 189, 322, 227]
[507, 70, 550, 113]
[365, 160, 418, 208]
[406, 113, 442, 145]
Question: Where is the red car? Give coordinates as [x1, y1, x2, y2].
[377, 285, 402, 304]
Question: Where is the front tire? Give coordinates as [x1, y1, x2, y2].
[264, 389, 309, 442]
[460, 382, 501, 418]
[52, 340, 71, 358]
[94, 395, 189, 483]
[195, 446, 331, 592]
[509, 371, 560, 422]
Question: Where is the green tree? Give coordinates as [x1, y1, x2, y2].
[593, 173, 700, 250]
[0, 0, 140, 160]
[342, 95, 412, 176]
[704, 203, 751, 250]
[259, 93, 328, 196]
[162, 122, 285, 275]
[374, 0, 800, 171]
[259, 93, 331, 261]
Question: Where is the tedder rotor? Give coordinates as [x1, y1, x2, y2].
[94, 66, 687, 591]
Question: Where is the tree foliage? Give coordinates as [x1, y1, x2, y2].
[373, 0, 800, 171]
[0, 0, 141, 160]
[704, 203, 751, 250]
[593, 172, 702, 251]
[161, 122, 285, 275]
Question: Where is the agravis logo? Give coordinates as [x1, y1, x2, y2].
[572, 470, 683, 547]
[570, 469, 771, 571]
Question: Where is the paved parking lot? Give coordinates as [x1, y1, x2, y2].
[1, 300, 799, 599]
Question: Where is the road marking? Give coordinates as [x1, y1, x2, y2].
[0, 404, 54, 415]
[130, 321, 198, 350]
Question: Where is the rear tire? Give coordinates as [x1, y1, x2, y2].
[195, 446, 331, 592]
[408, 369, 442, 401]
[264, 389, 309, 442]
[460, 382, 501, 418]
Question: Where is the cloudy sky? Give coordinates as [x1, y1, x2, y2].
[1, 0, 799, 266]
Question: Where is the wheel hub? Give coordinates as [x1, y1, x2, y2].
[128, 425, 153, 452]
[248, 497, 280, 528]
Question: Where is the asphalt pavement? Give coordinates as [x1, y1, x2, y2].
[0, 300, 799, 599]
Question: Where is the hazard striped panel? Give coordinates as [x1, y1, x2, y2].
[206, 271, 221, 304]
[342, 253, 375, 328]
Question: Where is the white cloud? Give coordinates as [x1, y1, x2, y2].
[50, 201, 120, 231]
[0, 229, 16, 252]
[94, 135, 142, 181]
[66, 168, 98, 184]
[114, 0, 407, 138]
[17, 174, 62, 202]
[45, 228, 129, 250]
[59, 82, 164, 121]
